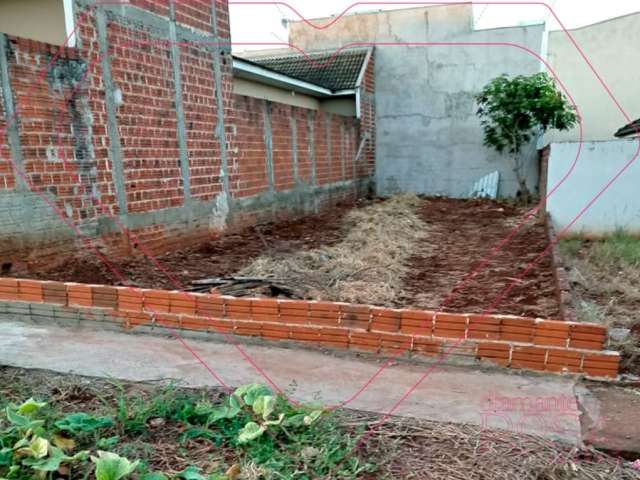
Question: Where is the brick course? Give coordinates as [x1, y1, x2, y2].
[0, 277, 621, 379]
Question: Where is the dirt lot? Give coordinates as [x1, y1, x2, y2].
[559, 235, 640, 375]
[1, 366, 638, 480]
[401, 198, 560, 318]
[20, 200, 367, 290]
[17, 197, 560, 318]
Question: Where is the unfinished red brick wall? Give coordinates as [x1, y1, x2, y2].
[294, 109, 313, 184]
[359, 52, 375, 176]
[180, 42, 223, 202]
[5, 39, 94, 220]
[269, 102, 295, 192]
[228, 94, 361, 198]
[0, 67, 13, 189]
[0, 277, 621, 379]
[0, 0, 373, 271]
[229, 94, 269, 198]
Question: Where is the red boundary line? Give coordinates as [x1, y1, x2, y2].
[1, 0, 639, 448]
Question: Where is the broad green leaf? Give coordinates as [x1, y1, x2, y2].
[91, 451, 139, 480]
[208, 396, 241, 423]
[252, 395, 275, 420]
[16, 399, 46, 417]
[29, 437, 49, 459]
[55, 413, 114, 434]
[237, 422, 266, 444]
[176, 465, 206, 480]
[23, 446, 65, 472]
[69, 450, 89, 462]
[234, 384, 272, 406]
[5, 408, 29, 428]
[12, 438, 29, 451]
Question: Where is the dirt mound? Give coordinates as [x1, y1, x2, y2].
[240, 194, 429, 305]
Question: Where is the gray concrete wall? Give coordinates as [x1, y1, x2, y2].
[289, 6, 545, 198]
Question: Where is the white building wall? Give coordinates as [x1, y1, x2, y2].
[546, 13, 640, 143]
[546, 140, 640, 236]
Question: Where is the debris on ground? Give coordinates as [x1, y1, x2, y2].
[239, 194, 430, 305]
[188, 276, 304, 298]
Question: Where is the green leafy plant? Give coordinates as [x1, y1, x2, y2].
[475, 72, 578, 203]
[206, 384, 322, 445]
[91, 451, 139, 480]
[0, 399, 89, 479]
[1, 384, 373, 480]
[55, 412, 114, 435]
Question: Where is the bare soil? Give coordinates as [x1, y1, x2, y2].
[19, 200, 371, 290]
[17, 197, 560, 318]
[401, 198, 561, 318]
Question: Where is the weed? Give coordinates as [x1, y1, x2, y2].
[559, 238, 583, 257]
[589, 231, 640, 266]
[0, 384, 374, 480]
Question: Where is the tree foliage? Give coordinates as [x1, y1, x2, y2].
[475, 73, 578, 201]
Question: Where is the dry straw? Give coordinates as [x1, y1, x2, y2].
[239, 194, 430, 306]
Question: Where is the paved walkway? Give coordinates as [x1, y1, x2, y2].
[0, 318, 585, 443]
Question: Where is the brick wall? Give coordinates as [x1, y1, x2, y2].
[359, 51, 375, 175]
[0, 0, 373, 270]
[0, 277, 621, 379]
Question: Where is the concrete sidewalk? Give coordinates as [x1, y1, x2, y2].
[0, 318, 582, 443]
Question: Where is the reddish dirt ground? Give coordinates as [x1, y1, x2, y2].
[401, 198, 561, 319]
[21, 200, 369, 290]
[19, 197, 560, 319]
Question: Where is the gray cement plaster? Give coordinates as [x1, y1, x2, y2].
[0, 317, 582, 444]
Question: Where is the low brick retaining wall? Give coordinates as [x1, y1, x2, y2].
[0, 278, 620, 378]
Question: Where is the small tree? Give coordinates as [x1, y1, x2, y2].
[475, 72, 578, 203]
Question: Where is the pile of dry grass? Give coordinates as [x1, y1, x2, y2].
[239, 195, 429, 306]
[351, 411, 640, 480]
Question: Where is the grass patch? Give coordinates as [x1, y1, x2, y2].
[559, 231, 640, 375]
[559, 238, 583, 258]
[590, 231, 640, 266]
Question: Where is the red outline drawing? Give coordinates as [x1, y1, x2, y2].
[1, 1, 639, 466]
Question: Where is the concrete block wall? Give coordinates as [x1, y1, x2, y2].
[0, 277, 622, 379]
[288, 5, 544, 198]
[0, 0, 372, 270]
